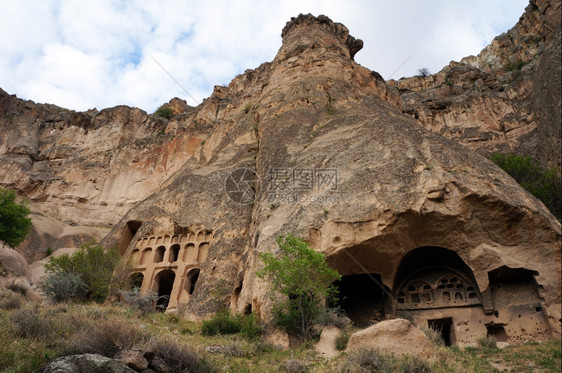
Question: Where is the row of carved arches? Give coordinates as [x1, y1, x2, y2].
[126, 267, 201, 311]
[135, 231, 213, 250]
[131, 242, 209, 266]
[396, 272, 480, 308]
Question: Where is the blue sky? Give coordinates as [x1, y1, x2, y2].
[0, 0, 528, 113]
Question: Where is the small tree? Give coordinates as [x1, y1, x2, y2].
[257, 234, 340, 338]
[41, 242, 120, 302]
[417, 67, 430, 77]
[154, 104, 174, 119]
[0, 188, 32, 247]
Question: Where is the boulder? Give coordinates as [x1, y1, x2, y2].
[315, 325, 341, 358]
[114, 349, 149, 371]
[42, 353, 136, 373]
[346, 319, 434, 357]
[0, 243, 31, 279]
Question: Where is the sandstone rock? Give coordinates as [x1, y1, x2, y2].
[42, 353, 136, 373]
[346, 319, 434, 357]
[0, 242, 31, 279]
[97, 10, 561, 346]
[114, 349, 149, 371]
[390, 0, 561, 170]
[148, 356, 170, 372]
[315, 325, 341, 358]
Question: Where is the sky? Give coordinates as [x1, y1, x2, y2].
[0, 0, 528, 113]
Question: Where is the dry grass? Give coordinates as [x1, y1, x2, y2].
[0, 302, 560, 373]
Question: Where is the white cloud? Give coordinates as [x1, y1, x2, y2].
[0, 0, 528, 112]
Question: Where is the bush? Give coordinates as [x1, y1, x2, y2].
[257, 234, 341, 338]
[417, 68, 431, 77]
[0, 291, 25, 310]
[9, 308, 62, 340]
[118, 287, 159, 315]
[280, 358, 309, 372]
[492, 153, 561, 220]
[154, 105, 174, 119]
[341, 348, 394, 373]
[41, 242, 120, 302]
[477, 335, 498, 349]
[151, 338, 215, 373]
[65, 317, 149, 357]
[421, 326, 445, 347]
[38, 272, 88, 302]
[239, 312, 263, 340]
[400, 355, 432, 373]
[0, 188, 32, 247]
[201, 309, 262, 340]
[335, 330, 350, 351]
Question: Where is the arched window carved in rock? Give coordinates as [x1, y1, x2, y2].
[154, 246, 166, 263]
[198, 243, 209, 262]
[140, 248, 152, 265]
[127, 272, 144, 290]
[169, 244, 180, 263]
[396, 270, 481, 309]
[131, 249, 140, 264]
[185, 268, 200, 295]
[184, 243, 197, 263]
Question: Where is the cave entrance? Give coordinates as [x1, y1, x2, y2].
[127, 272, 144, 290]
[118, 221, 142, 255]
[155, 270, 175, 311]
[428, 317, 455, 346]
[486, 323, 508, 342]
[331, 273, 385, 327]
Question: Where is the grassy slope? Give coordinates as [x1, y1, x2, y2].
[0, 303, 560, 373]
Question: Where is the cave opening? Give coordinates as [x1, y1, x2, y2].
[127, 272, 144, 290]
[428, 317, 455, 346]
[118, 220, 142, 255]
[486, 323, 508, 342]
[331, 273, 385, 327]
[155, 270, 175, 311]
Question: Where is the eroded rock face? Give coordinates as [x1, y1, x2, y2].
[1, 7, 560, 347]
[98, 13, 561, 346]
[0, 90, 209, 228]
[390, 0, 561, 170]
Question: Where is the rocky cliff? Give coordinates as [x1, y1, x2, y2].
[95, 11, 560, 343]
[390, 0, 561, 169]
[0, 1, 560, 345]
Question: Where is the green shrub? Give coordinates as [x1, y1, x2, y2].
[154, 105, 174, 119]
[38, 272, 88, 302]
[257, 234, 341, 338]
[239, 312, 263, 340]
[335, 330, 350, 351]
[201, 309, 262, 340]
[492, 153, 561, 220]
[0, 188, 32, 247]
[41, 242, 120, 302]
